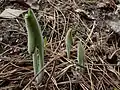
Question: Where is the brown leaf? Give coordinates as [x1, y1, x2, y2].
[106, 20, 120, 35]
[26, 0, 39, 10]
[9, 0, 39, 10]
[0, 8, 26, 18]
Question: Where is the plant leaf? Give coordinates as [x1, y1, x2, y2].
[77, 40, 84, 72]
[9, 0, 39, 10]
[44, 37, 47, 48]
[25, 13, 35, 54]
[0, 8, 26, 18]
[65, 28, 73, 58]
[25, 9, 44, 84]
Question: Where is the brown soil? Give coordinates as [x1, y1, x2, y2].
[0, 0, 120, 90]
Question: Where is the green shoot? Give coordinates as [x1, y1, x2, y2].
[77, 40, 84, 72]
[25, 9, 44, 84]
[65, 28, 73, 58]
[44, 37, 47, 55]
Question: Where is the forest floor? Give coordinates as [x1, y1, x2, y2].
[0, 0, 120, 90]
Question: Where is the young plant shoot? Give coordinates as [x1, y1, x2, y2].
[25, 9, 44, 84]
[77, 40, 84, 72]
[65, 28, 73, 58]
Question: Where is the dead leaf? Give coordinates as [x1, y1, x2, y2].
[9, 0, 39, 10]
[75, 9, 95, 20]
[0, 8, 26, 18]
[26, 0, 39, 10]
[106, 20, 120, 35]
[97, 2, 106, 8]
[115, 4, 120, 15]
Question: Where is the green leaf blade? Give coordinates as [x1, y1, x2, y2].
[25, 13, 35, 54]
[77, 40, 84, 72]
[25, 9, 44, 84]
[65, 28, 73, 58]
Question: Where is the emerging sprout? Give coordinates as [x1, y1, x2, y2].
[65, 28, 73, 58]
[77, 40, 84, 72]
[25, 9, 44, 84]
